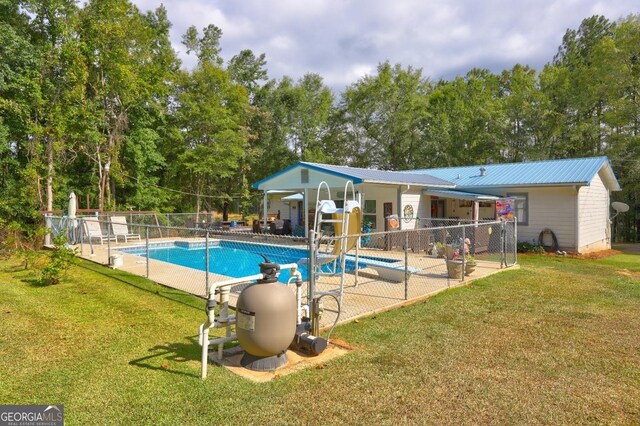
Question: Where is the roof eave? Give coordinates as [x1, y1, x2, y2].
[458, 182, 590, 189]
[363, 179, 455, 188]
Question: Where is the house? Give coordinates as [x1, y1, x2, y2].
[253, 157, 621, 253]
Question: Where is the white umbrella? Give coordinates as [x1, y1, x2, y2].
[68, 191, 77, 219]
[68, 191, 77, 243]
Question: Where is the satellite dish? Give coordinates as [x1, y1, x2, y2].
[612, 201, 629, 213]
[610, 201, 630, 222]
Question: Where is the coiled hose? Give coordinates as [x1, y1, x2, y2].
[538, 228, 559, 252]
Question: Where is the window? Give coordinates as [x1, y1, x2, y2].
[301, 169, 309, 183]
[507, 193, 528, 225]
[363, 200, 377, 229]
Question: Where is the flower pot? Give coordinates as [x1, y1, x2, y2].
[464, 263, 476, 275]
[446, 260, 463, 279]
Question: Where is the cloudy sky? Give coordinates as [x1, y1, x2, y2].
[131, 0, 637, 92]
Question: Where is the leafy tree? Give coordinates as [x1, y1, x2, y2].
[0, 0, 40, 223]
[499, 64, 549, 161]
[339, 62, 431, 169]
[173, 26, 250, 219]
[228, 49, 268, 99]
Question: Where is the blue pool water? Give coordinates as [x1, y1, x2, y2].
[119, 240, 380, 283]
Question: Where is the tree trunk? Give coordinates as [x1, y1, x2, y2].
[46, 135, 54, 212]
[222, 201, 229, 221]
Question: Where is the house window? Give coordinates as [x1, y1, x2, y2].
[363, 200, 377, 229]
[301, 169, 309, 183]
[507, 193, 528, 225]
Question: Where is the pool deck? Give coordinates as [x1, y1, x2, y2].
[77, 238, 517, 328]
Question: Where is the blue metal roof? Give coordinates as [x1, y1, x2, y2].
[253, 162, 455, 189]
[253, 157, 621, 191]
[301, 162, 455, 187]
[411, 157, 620, 190]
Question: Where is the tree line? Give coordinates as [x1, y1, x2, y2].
[1, 1, 638, 240]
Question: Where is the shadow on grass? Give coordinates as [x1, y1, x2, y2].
[24, 277, 49, 287]
[77, 260, 203, 312]
[128, 335, 201, 379]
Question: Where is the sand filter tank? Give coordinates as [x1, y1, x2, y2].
[236, 257, 297, 371]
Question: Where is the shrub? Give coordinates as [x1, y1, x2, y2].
[40, 233, 77, 285]
[517, 240, 545, 254]
[1, 221, 47, 269]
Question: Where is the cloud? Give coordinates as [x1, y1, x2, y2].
[132, 0, 638, 92]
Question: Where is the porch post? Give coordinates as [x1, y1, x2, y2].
[473, 200, 480, 225]
[262, 191, 268, 230]
[396, 186, 402, 229]
[303, 187, 309, 239]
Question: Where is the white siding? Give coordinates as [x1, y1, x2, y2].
[268, 195, 293, 221]
[261, 166, 351, 191]
[481, 186, 578, 250]
[522, 187, 577, 250]
[400, 188, 423, 229]
[360, 184, 397, 231]
[577, 171, 610, 252]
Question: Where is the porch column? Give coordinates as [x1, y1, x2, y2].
[303, 187, 309, 239]
[263, 191, 268, 230]
[473, 200, 480, 225]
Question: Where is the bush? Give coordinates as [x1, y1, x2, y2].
[1, 220, 47, 269]
[40, 233, 77, 285]
[517, 240, 545, 254]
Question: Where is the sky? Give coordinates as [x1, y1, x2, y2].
[131, 0, 637, 92]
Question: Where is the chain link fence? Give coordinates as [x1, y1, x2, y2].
[46, 215, 516, 327]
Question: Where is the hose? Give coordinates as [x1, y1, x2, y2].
[538, 228, 559, 252]
[317, 292, 341, 342]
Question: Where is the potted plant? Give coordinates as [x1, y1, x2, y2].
[445, 246, 463, 279]
[464, 254, 477, 275]
[446, 238, 473, 279]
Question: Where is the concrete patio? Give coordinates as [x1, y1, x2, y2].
[77, 237, 516, 328]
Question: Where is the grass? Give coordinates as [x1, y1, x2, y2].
[1, 251, 639, 424]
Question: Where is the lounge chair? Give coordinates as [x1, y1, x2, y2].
[83, 218, 117, 245]
[110, 216, 141, 243]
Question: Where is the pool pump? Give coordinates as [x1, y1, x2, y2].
[290, 281, 328, 355]
[236, 257, 297, 371]
[199, 256, 331, 378]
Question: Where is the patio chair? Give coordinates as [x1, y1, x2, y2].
[83, 218, 117, 245]
[110, 216, 141, 243]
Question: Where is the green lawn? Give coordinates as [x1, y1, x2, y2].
[1, 251, 639, 424]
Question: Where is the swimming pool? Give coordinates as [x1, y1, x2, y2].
[118, 240, 400, 283]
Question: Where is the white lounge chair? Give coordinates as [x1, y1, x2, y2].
[110, 216, 141, 243]
[83, 218, 116, 245]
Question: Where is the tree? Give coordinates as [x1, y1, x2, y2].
[173, 26, 250, 219]
[339, 62, 431, 169]
[499, 64, 549, 161]
[0, 0, 41, 223]
[79, 0, 172, 211]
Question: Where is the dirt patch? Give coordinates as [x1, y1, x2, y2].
[616, 269, 640, 280]
[539, 249, 622, 260]
[574, 249, 623, 260]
